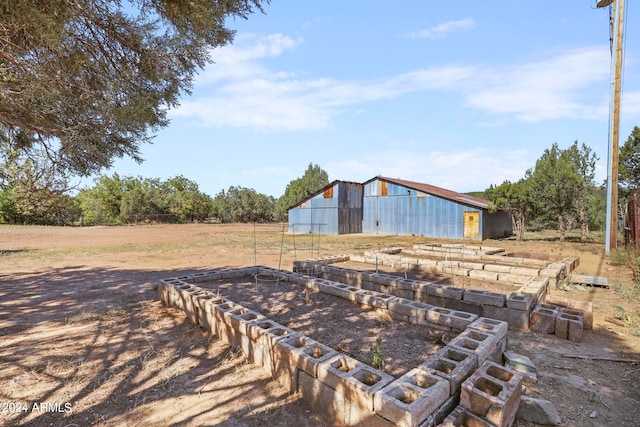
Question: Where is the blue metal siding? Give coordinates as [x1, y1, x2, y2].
[362, 179, 484, 239]
[288, 207, 337, 234]
[288, 182, 364, 234]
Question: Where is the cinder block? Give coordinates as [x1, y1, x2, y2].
[467, 317, 508, 342]
[212, 301, 239, 342]
[193, 292, 218, 324]
[175, 283, 198, 311]
[424, 294, 447, 308]
[374, 370, 449, 427]
[482, 305, 510, 323]
[506, 292, 533, 312]
[460, 360, 524, 427]
[194, 270, 223, 282]
[317, 354, 366, 391]
[421, 346, 478, 395]
[541, 262, 567, 279]
[440, 406, 498, 427]
[322, 282, 357, 301]
[432, 395, 461, 426]
[356, 290, 394, 308]
[562, 256, 580, 271]
[188, 290, 211, 324]
[507, 307, 530, 331]
[444, 298, 484, 317]
[463, 290, 507, 307]
[509, 266, 540, 276]
[447, 328, 505, 365]
[497, 273, 531, 285]
[245, 320, 298, 370]
[276, 335, 336, 378]
[373, 274, 400, 287]
[226, 308, 267, 352]
[346, 367, 395, 412]
[469, 269, 500, 281]
[389, 287, 415, 300]
[390, 311, 410, 323]
[396, 279, 418, 290]
[555, 309, 584, 342]
[567, 300, 593, 330]
[157, 281, 170, 306]
[482, 264, 512, 273]
[426, 285, 465, 300]
[544, 294, 568, 307]
[530, 304, 559, 334]
[426, 307, 478, 330]
[459, 262, 486, 270]
[417, 258, 440, 269]
[363, 282, 387, 293]
[298, 370, 350, 424]
[388, 298, 431, 318]
[220, 268, 249, 279]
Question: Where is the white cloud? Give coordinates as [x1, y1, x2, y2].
[465, 47, 611, 122]
[404, 19, 476, 40]
[194, 33, 301, 84]
[327, 148, 532, 192]
[174, 34, 613, 131]
[621, 90, 640, 122]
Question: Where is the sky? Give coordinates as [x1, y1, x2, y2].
[95, 1, 640, 198]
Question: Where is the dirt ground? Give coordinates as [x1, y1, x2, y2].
[0, 223, 639, 426]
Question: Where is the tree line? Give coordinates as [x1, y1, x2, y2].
[1, 130, 639, 234]
[0, 162, 329, 226]
[480, 127, 640, 242]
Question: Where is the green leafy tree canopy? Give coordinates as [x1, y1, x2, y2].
[276, 163, 329, 221]
[0, 0, 267, 176]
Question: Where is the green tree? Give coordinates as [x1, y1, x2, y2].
[211, 186, 275, 223]
[276, 163, 329, 221]
[0, 143, 79, 225]
[77, 174, 125, 225]
[0, 0, 267, 176]
[487, 180, 532, 241]
[160, 175, 212, 222]
[527, 143, 582, 241]
[619, 126, 640, 191]
[565, 141, 599, 241]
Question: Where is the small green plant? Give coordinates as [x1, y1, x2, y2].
[613, 281, 640, 302]
[614, 306, 631, 323]
[608, 248, 630, 266]
[370, 336, 385, 370]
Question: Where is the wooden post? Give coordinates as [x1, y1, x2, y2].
[604, 0, 625, 253]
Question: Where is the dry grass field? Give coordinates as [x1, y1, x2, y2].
[0, 223, 639, 426]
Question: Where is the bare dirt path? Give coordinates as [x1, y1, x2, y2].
[0, 224, 639, 426]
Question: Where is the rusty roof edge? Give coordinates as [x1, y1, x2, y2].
[374, 176, 493, 210]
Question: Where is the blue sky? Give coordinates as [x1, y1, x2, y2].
[98, 1, 640, 198]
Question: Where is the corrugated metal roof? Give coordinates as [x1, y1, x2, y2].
[367, 176, 492, 210]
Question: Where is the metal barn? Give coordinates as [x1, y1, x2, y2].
[362, 177, 512, 240]
[287, 180, 364, 235]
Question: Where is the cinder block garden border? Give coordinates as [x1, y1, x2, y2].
[158, 265, 525, 426]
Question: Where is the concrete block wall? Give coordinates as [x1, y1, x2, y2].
[158, 266, 515, 426]
[348, 245, 573, 290]
[298, 260, 540, 332]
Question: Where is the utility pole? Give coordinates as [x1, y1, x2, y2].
[597, 0, 625, 253]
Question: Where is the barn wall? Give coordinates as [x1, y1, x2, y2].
[362, 179, 484, 239]
[482, 211, 513, 239]
[288, 182, 364, 235]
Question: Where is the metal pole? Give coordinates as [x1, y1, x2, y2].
[605, 0, 625, 253]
